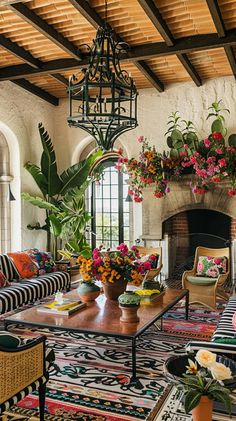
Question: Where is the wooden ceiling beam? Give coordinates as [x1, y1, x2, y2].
[50, 73, 68, 86]
[206, 0, 226, 37]
[68, 0, 163, 91]
[177, 53, 202, 87]
[0, 33, 41, 68]
[8, 3, 81, 61]
[137, 0, 174, 46]
[224, 45, 236, 79]
[12, 78, 59, 106]
[206, 1, 236, 80]
[138, 0, 201, 86]
[135, 60, 164, 91]
[68, 0, 103, 29]
[2, 31, 236, 81]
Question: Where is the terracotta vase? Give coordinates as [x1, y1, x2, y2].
[119, 305, 140, 323]
[103, 280, 128, 300]
[191, 396, 213, 421]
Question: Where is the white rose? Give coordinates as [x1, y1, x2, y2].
[210, 362, 232, 381]
[195, 349, 216, 368]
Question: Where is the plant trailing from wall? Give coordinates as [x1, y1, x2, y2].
[117, 100, 236, 201]
[22, 123, 101, 257]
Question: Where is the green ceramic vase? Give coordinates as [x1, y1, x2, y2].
[77, 281, 100, 302]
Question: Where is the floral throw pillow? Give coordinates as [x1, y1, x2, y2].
[139, 254, 159, 269]
[196, 255, 227, 278]
[25, 249, 56, 275]
[7, 252, 38, 279]
[0, 270, 9, 288]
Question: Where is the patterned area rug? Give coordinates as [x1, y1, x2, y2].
[1, 302, 224, 421]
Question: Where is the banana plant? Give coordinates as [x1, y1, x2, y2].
[22, 123, 102, 255]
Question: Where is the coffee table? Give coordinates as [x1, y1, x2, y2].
[4, 288, 189, 382]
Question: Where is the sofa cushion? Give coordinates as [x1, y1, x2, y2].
[196, 255, 227, 278]
[0, 332, 21, 348]
[212, 296, 236, 340]
[25, 249, 56, 275]
[8, 252, 38, 279]
[187, 275, 217, 285]
[0, 254, 20, 281]
[0, 271, 9, 288]
[0, 271, 70, 314]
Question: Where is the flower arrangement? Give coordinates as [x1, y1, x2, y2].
[117, 100, 236, 201]
[176, 349, 234, 414]
[77, 243, 154, 285]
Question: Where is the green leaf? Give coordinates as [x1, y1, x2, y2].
[38, 123, 63, 196]
[24, 162, 48, 197]
[228, 133, 236, 147]
[21, 192, 58, 211]
[211, 119, 223, 134]
[184, 391, 202, 413]
[167, 136, 173, 148]
[49, 214, 62, 237]
[210, 391, 231, 414]
[171, 129, 183, 142]
[206, 113, 217, 120]
[59, 150, 102, 196]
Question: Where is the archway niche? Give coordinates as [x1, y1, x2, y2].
[0, 122, 21, 252]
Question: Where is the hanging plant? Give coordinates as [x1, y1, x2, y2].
[117, 100, 236, 201]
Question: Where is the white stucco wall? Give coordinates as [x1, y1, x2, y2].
[1, 76, 236, 250]
[0, 81, 55, 250]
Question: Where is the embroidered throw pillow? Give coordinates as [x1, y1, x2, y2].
[0, 270, 9, 288]
[196, 255, 227, 278]
[25, 249, 56, 275]
[139, 254, 159, 269]
[7, 252, 38, 279]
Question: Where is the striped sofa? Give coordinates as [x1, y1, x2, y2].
[186, 294, 236, 358]
[0, 254, 71, 314]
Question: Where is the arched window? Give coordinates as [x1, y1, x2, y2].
[89, 159, 130, 249]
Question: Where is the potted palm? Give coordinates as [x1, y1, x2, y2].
[164, 349, 236, 421]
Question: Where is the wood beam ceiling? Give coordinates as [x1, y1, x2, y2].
[206, 0, 236, 80]
[12, 78, 59, 106]
[0, 33, 61, 104]
[8, 3, 82, 60]
[67, 0, 163, 91]
[2, 31, 236, 81]
[137, 0, 202, 86]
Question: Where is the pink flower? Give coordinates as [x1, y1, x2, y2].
[227, 188, 236, 196]
[190, 156, 197, 164]
[215, 148, 223, 154]
[212, 131, 223, 140]
[143, 262, 151, 270]
[137, 135, 144, 143]
[204, 138, 211, 148]
[184, 144, 188, 149]
[197, 262, 203, 272]
[214, 258, 222, 265]
[218, 158, 227, 167]
[180, 151, 186, 157]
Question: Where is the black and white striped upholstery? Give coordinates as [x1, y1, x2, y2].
[186, 295, 236, 358]
[212, 295, 236, 340]
[0, 342, 54, 415]
[0, 271, 71, 314]
[0, 254, 20, 281]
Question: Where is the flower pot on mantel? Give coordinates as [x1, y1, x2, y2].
[191, 396, 213, 421]
[103, 280, 128, 301]
[77, 281, 100, 302]
[118, 291, 141, 323]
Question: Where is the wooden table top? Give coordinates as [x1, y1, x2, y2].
[5, 289, 188, 337]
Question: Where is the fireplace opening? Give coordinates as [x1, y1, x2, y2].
[163, 209, 231, 288]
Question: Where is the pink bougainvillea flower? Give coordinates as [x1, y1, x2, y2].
[137, 135, 144, 143]
[211, 176, 221, 182]
[204, 138, 211, 148]
[215, 148, 223, 154]
[218, 158, 227, 167]
[212, 131, 223, 140]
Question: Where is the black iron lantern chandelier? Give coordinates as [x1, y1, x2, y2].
[67, 2, 138, 151]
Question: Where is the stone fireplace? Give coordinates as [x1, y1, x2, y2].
[141, 178, 236, 283]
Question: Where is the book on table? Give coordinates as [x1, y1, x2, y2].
[37, 299, 86, 315]
[135, 289, 164, 303]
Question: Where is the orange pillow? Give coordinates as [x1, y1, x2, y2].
[8, 252, 38, 279]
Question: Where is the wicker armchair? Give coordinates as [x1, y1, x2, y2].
[0, 335, 55, 420]
[136, 246, 163, 282]
[182, 246, 230, 310]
